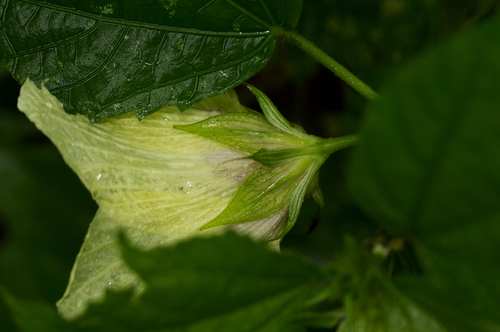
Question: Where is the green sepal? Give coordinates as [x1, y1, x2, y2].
[201, 157, 314, 230]
[251, 136, 358, 167]
[311, 185, 325, 214]
[175, 112, 315, 155]
[245, 84, 311, 140]
[175, 86, 358, 241]
[273, 159, 325, 240]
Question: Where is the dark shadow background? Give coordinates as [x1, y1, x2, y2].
[1, 0, 498, 330]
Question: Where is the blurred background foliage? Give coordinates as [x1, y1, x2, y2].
[0, 0, 499, 329]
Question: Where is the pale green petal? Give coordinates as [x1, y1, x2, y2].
[230, 208, 288, 241]
[17, 79, 270, 319]
[17, 79, 255, 235]
[57, 208, 153, 320]
[17, 79, 327, 320]
[230, 208, 288, 253]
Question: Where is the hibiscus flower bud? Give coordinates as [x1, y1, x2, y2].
[17, 79, 357, 320]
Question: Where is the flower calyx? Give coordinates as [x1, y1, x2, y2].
[176, 84, 358, 241]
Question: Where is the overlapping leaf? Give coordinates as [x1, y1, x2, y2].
[0, 0, 302, 122]
[3, 233, 321, 332]
[349, 16, 500, 332]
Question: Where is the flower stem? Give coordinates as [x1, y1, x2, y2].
[283, 31, 380, 101]
[320, 134, 360, 155]
[252, 134, 360, 167]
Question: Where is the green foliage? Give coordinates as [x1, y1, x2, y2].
[2, 1, 500, 331]
[3, 233, 321, 332]
[325, 237, 446, 332]
[0, 0, 302, 121]
[0, 111, 95, 303]
[349, 15, 500, 332]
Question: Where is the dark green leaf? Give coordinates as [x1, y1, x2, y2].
[0, 0, 302, 122]
[0, 293, 18, 332]
[3, 233, 321, 331]
[1, 291, 71, 332]
[349, 16, 500, 332]
[0, 111, 95, 303]
[337, 291, 447, 332]
[107, 232, 319, 330]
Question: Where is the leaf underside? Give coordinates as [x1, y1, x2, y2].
[0, 0, 302, 122]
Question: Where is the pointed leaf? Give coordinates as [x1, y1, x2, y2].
[110, 232, 320, 330]
[1, 0, 303, 121]
[311, 185, 324, 213]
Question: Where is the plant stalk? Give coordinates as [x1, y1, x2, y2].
[252, 134, 360, 167]
[283, 31, 380, 101]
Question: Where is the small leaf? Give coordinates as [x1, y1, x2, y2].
[321, 236, 447, 332]
[1, 0, 303, 121]
[349, 16, 500, 332]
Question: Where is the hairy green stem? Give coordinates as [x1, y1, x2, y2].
[283, 31, 380, 101]
[318, 134, 360, 155]
[252, 134, 360, 167]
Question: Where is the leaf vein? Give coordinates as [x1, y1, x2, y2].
[1, 0, 15, 54]
[224, 0, 270, 29]
[17, 0, 270, 37]
[197, 0, 218, 14]
[0, 22, 100, 59]
[98, 35, 273, 110]
[51, 25, 129, 94]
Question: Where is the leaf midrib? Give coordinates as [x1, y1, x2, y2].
[15, 0, 272, 37]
